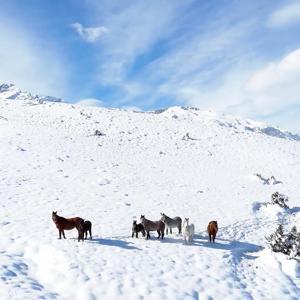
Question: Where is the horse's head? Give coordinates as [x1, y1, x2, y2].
[52, 211, 58, 221]
[160, 213, 166, 222]
[184, 218, 189, 225]
[140, 215, 145, 222]
[133, 220, 137, 225]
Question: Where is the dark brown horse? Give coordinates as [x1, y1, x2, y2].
[132, 220, 145, 238]
[52, 211, 84, 241]
[83, 220, 92, 240]
[207, 221, 218, 243]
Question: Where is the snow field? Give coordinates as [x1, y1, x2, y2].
[0, 99, 300, 299]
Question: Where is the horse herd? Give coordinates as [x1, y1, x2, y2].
[52, 211, 218, 244]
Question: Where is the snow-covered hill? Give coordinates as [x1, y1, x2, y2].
[0, 93, 300, 299]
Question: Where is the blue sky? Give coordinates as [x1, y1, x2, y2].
[1, 0, 300, 132]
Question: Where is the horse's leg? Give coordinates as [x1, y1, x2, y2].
[161, 230, 164, 239]
[59, 229, 62, 239]
[136, 232, 138, 238]
[166, 227, 168, 235]
[78, 231, 84, 242]
[170, 227, 172, 234]
[213, 234, 216, 243]
[76, 227, 83, 242]
[209, 234, 211, 243]
[62, 230, 66, 239]
[157, 230, 160, 239]
[179, 224, 182, 234]
[132, 231, 134, 238]
[146, 231, 149, 240]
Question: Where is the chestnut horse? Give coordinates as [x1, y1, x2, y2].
[207, 221, 218, 243]
[52, 211, 84, 241]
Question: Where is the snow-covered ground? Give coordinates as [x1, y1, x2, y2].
[1, 92, 300, 299]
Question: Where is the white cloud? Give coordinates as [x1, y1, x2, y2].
[71, 22, 108, 43]
[246, 48, 300, 92]
[244, 48, 300, 117]
[87, 1, 192, 87]
[268, 2, 300, 28]
[77, 98, 103, 107]
[184, 48, 300, 133]
[0, 15, 69, 98]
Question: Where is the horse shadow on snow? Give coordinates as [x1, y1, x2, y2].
[160, 234, 262, 265]
[193, 234, 263, 264]
[88, 236, 141, 250]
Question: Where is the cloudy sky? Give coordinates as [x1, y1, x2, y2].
[1, 0, 300, 132]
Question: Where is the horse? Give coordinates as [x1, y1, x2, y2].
[83, 220, 92, 240]
[131, 220, 146, 238]
[207, 221, 218, 243]
[160, 213, 182, 234]
[182, 218, 195, 244]
[140, 215, 165, 240]
[52, 211, 84, 241]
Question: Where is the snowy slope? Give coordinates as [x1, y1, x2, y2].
[0, 96, 300, 300]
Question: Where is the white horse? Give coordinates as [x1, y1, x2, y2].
[182, 218, 194, 244]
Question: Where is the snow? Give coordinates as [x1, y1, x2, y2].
[1, 93, 300, 299]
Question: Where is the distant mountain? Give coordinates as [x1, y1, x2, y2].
[153, 106, 300, 141]
[0, 83, 299, 141]
[0, 83, 62, 103]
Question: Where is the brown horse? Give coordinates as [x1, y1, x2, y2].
[207, 221, 218, 243]
[52, 211, 84, 241]
[140, 215, 165, 240]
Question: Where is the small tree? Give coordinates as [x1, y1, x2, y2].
[285, 226, 297, 252]
[267, 224, 287, 254]
[267, 224, 300, 259]
[271, 192, 289, 209]
[290, 233, 300, 259]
